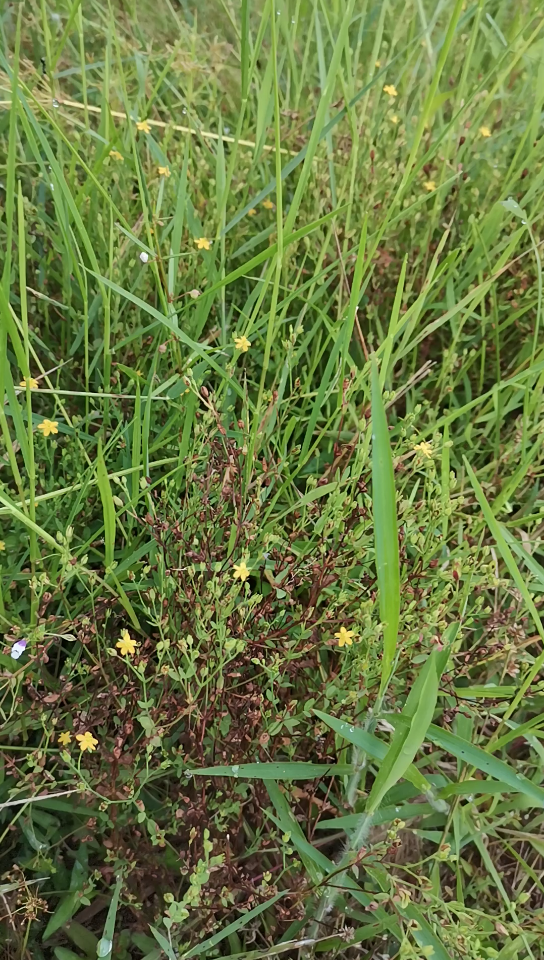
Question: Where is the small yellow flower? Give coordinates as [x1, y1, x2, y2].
[383, 84, 398, 97]
[479, 125, 491, 138]
[234, 334, 251, 353]
[58, 731, 72, 747]
[375, 59, 381, 68]
[136, 119, 151, 133]
[38, 419, 59, 437]
[233, 559, 250, 582]
[116, 629, 138, 657]
[158, 165, 171, 177]
[0, 541, 5, 552]
[390, 114, 399, 124]
[262, 199, 275, 209]
[194, 237, 211, 250]
[76, 731, 98, 753]
[19, 376, 39, 390]
[248, 208, 257, 216]
[335, 626, 355, 648]
[413, 441, 433, 459]
[109, 149, 123, 161]
[424, 180, 436, 192]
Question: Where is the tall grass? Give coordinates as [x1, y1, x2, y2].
[1, 1, 544, 958]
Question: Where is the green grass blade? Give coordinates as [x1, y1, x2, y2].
[366, 652, 439, 814]
[427, 726, 544, 808]
[371, 358, 400, 687]
[96, 874, 123, 960]
[96, 440, 116, 570]
[183, 891, 286, 959]
[313, 709, 433, 795]
[189, 762, 353, 779]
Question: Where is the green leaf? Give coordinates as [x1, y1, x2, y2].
[428, 725, 544, 807]
[452, 685, 516, 699]
[96, 440, 116, 570]
[149, 926, 177, 960]
[43, 893, 80, 941]
[313, 709, 434, 795]
[183, 891, 286, 958]
[367, 652, 440, 814]
[189, 762, 353, 779]
[265, 781, 327, 885]
[371, 358, 400, 686]
[315, 802, 435, 831]
[96, 875, 123, 960]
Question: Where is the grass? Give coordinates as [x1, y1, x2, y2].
[2, 0, 544, 957]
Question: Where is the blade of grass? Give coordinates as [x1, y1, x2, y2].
[96, 440, 116, 571]
[371, 358, 400, 689]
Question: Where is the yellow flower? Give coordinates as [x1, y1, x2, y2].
[424, 180, 436, 192]
[38, 419, 59, 437]
[109, 149, 123, 161]
[479, 125, 491, 138]
[383, 84, 398, 97]
[76, 731, 98, 753]
[262, 199, 274, 210]
[233, 560, 250, 582]
[0, 541, 5, 552]
[19, 376, 39, 390]
[414, 441, 433, 459]
[390, 114, 399, 124]
[375, 59, 381, 68]
[248, 208, 257, 216]
[234, 334, 251, 353]
[335, 626, 355, 648]
[116, 629, 138, 657]
[58, 731, 72, 747]
[136, 120, 151, 133]
[194, 237, 211, 250]
[158, 165, 171, 177]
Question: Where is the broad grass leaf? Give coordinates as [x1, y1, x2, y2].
[427, 726, 544, 807]
[190, 762, 353, 779]
[366, 652, 439, 814]
[313, 709, 433, 795]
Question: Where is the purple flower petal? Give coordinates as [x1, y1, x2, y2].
[11, 640, 27, 661]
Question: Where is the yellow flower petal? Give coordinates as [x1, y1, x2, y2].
[109, 150, 124, 161]
[19, 376, 39, 390]
[423, 180, 436, 192]
[413, 441, 433, 459]
[76, 731, 98, 753]
[383, 84, 398, 97]
[0, 542, 5, 552]
[334, 626, 355, 648]
[136, 120, 151, 133]
[58, 731, 72, 746]
[262, 199, 274, 210]
[37, 419, 59, 437]
[194, 237, 211, 250]
[116, 629, 138, 657]
[479, 125, 491, 138]
[233, 560, 250, 582]
[158, 165, 171, 177]
[234, 335, 251, 353]
[248, 208, 257, 216]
